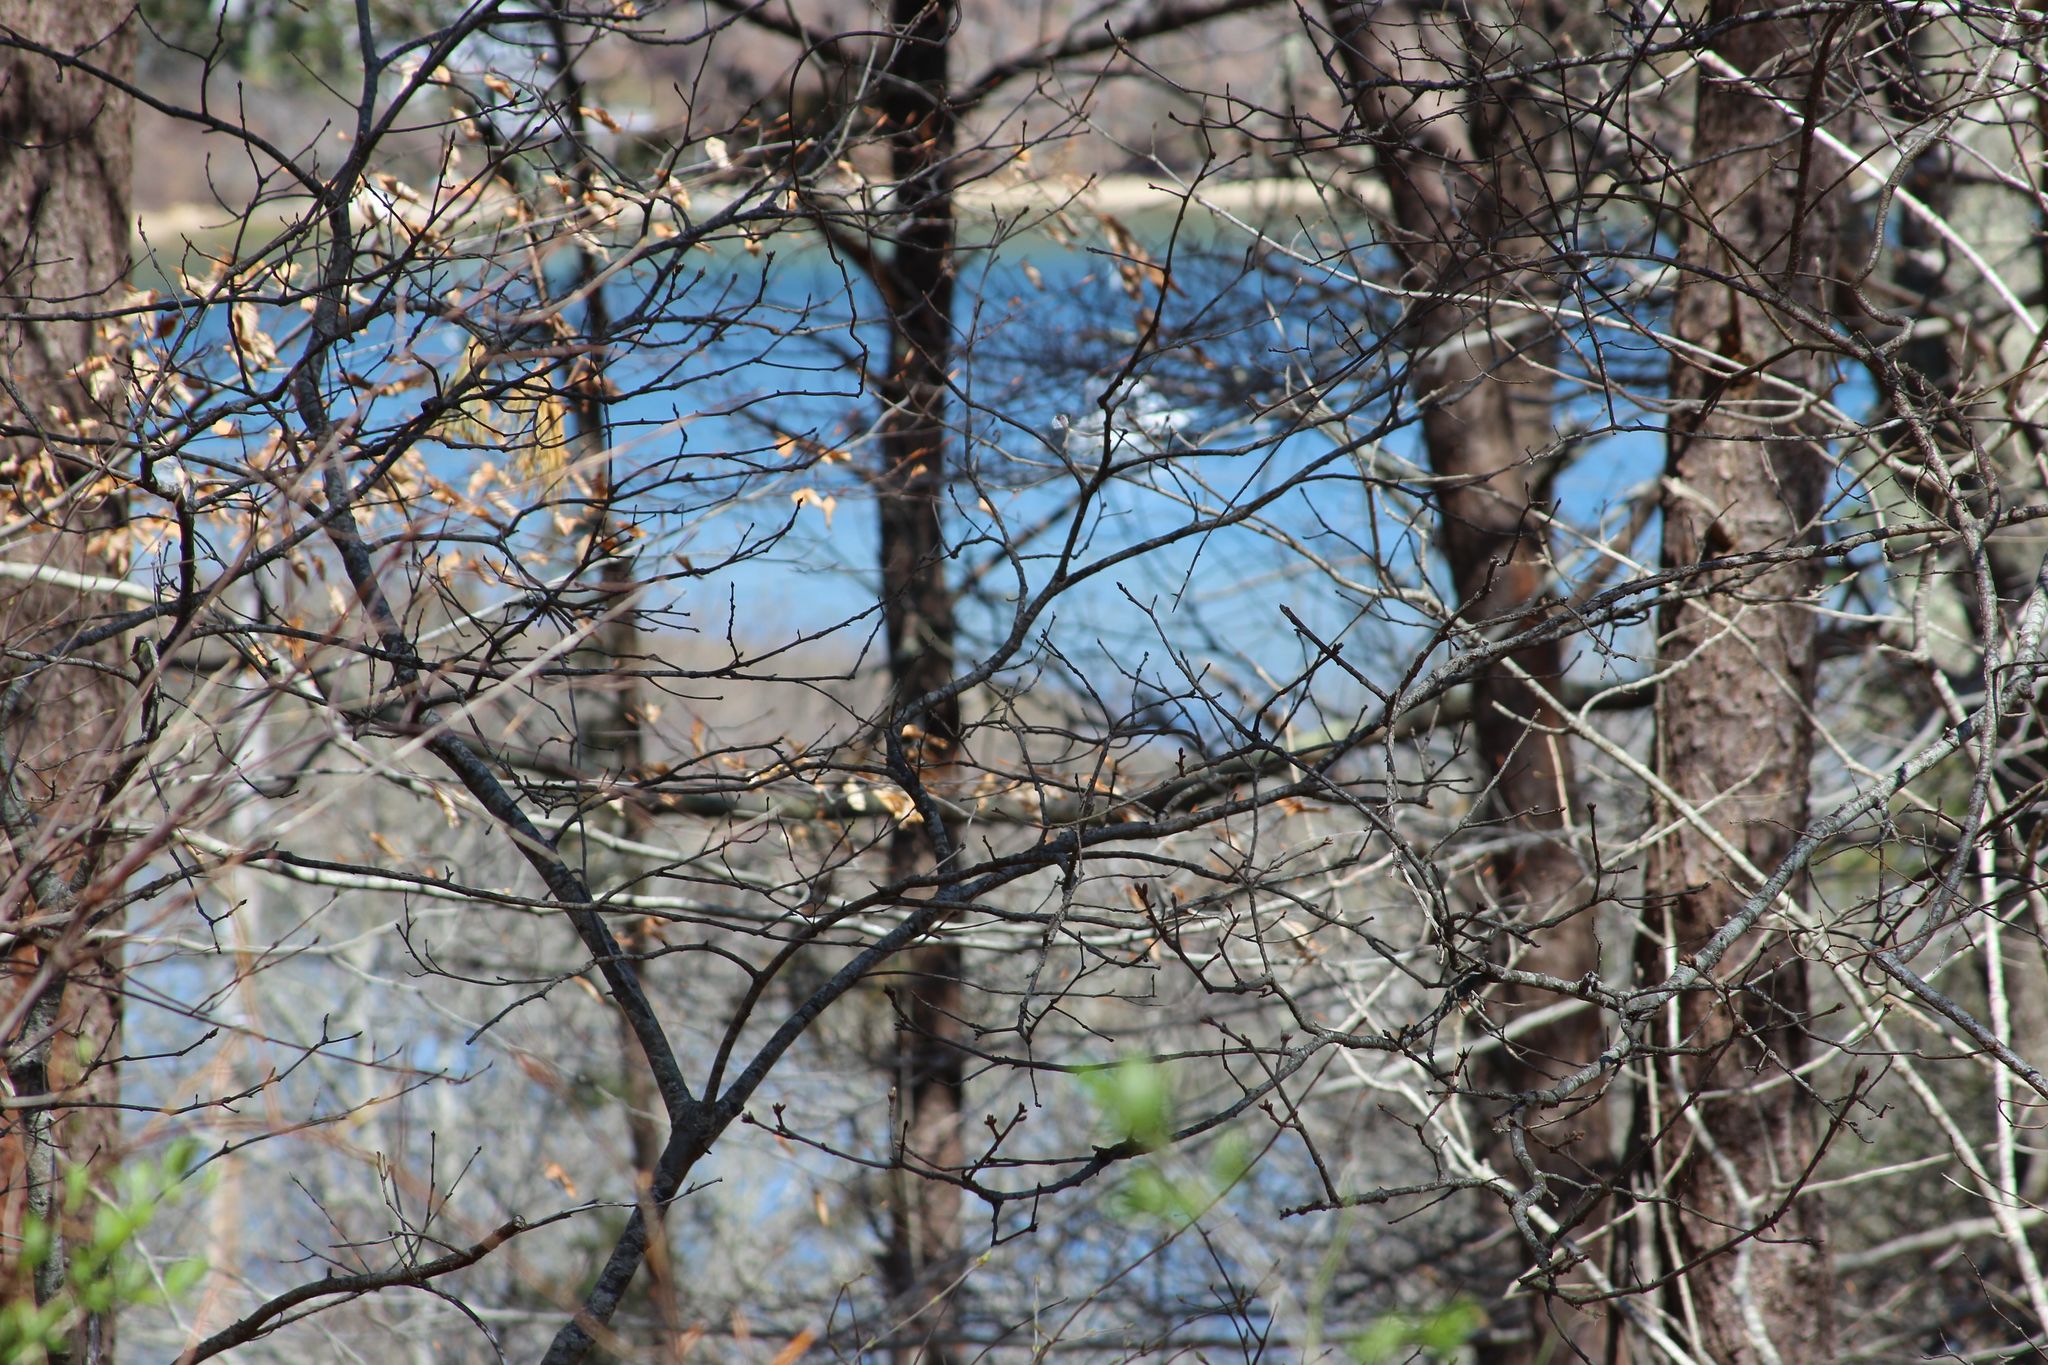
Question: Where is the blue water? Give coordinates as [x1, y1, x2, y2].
[135, 205, 1742, 733]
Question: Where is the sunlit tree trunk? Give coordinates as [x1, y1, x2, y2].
[1642, 5, 1843, 1359]
[0, 3, 135, 1360]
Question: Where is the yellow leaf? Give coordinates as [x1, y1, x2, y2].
[232, 300, 274, 358]
[438, 340, 499, 446]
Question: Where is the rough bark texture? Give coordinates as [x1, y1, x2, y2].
[0, 4, 134, 1360]
[1642, 5, 1841, 1360]
[1323, 3, 1602, 1357]
[871, 0, 964, 1359]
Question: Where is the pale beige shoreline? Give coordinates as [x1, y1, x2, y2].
[134, 173, 1375, 254]
[960, 171, 1377, 218]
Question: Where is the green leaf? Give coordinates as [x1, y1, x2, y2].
[162, 1138, 204, 1182]
[21, 1213, 53, 1270]
[1350, 1300, 1484, 1364]
[61, 1164, 89, 1214]
[1209, 1131, 1252, 1187]
[13, 1142, 216, 1350]
[1082, 1057, 1174, 1152]
[163, 1257, 208, 1299]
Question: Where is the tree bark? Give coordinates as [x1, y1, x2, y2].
[1321, 2, 1603, 1356]
[871, 1, 965, 1359]
[0, 3, 135, 1360]
[1641, 5, 1842, 1360]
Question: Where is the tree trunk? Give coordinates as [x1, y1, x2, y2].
[1321, 3, 1604, 1356]
[539, 21, 680, 1336]
[0, 4, 135, 1361]
[566, 263, 676, 1349]
[871, 1, 964, 1359]
[1641, 5, 1842, 1360]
